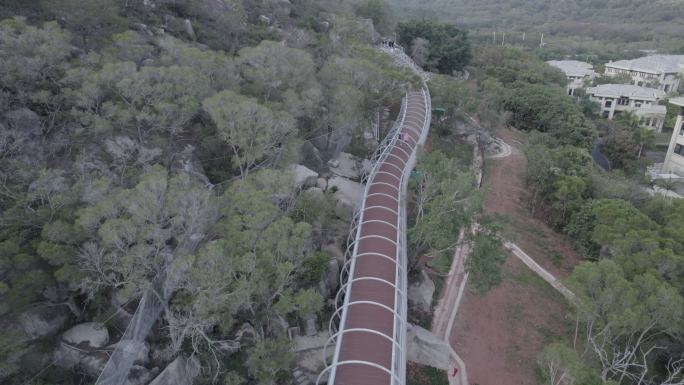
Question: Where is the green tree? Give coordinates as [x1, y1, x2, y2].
[504, 82, 597, 148]
[203, 91, 296, 178]
[0, 19, 72, 102]
[409, 150, 479, 259]
[397, 19, 471, 74]
[237, 40, 319, 104]
[70, 62, 212, 141]
[246, 338, 294, 385]
[465, 218, 507, 293]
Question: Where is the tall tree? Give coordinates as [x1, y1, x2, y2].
[203, 91, 296, 179]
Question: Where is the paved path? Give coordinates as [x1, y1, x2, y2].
[504, 242, 576, 301]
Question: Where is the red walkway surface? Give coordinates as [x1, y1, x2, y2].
[332, 91, 428, 385]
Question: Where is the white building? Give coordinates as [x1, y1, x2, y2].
[547, 60, 596, 96]
[586, 84, 666, 131]
[605, 55, 684, 93]
[663, 97, 684, 175]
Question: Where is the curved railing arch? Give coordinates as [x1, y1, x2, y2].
[320, 84, 431, 385]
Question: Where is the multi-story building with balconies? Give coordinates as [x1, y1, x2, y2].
[586, 84, 666, 131]
[547, 60, 597, 96]
[605, 55, 684, 93]
[663, 97, 684, 175]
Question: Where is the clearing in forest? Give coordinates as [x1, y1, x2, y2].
[450, 127, 581, 385]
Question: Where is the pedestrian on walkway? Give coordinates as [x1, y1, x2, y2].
[452, 367, 459, 377]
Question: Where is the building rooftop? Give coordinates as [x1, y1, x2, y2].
[606, 55, 684, 75]
[587, 84, 666, 100]
[547, 60, 596, 77]
[670, 97, 684, 107]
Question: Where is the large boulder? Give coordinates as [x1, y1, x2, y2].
[18, 305, 70, 340]
[328, 152, 361, 180]
[408, 271, 435, 312]
[318, 258, 340, 297]
[148, 356, 200, 385]
[126, 365, 159, 385]
[235, 323, 257, 345]
[406, 323, 452, 370]
[327, 176, 363, 214]
[291, 165, 318, 189]
[53, 342, 108, 376]
[61, 322, 109, 348]
[301, 141, 324, 171]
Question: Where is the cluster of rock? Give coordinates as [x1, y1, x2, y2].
[291, 151, 366, 217]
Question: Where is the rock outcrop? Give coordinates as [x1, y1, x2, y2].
[61, 322, 109, 348]
[291, 164, 318, 189]
[327, 176, 363, 214]
[408, 270, 435, 312]
[328, 152, 361, 180]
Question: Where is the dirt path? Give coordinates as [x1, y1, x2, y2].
[445, 127, 581, 385]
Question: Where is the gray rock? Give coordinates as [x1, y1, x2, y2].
[406, 323, 452, 370]
[148, 356, 200, 385]
[18, 305, 69, 340]
[53, 342, 107, 376]
[318, 258, 340, 297]
[327, 176, 363, 213]
[328, 152, 361, 180]
[183, 19, 196, 40]
[291, 164, 318, 189]
[318, 20, 330, 32]
[316, 178, 327, 190]
[53, 342, 82, 369]
[361, 158, 373, 177]
[304, 187, 324, 199]
[235, 323, 257, 345]
[301, 141, 324, 171]
[61, 322, 109, 348]
[270, 314, 290, 338]
[259, 14, 272, 25]
[408, 270, 435, 312]
[125, 365, 158, 385]
[304, 318, 317, 336]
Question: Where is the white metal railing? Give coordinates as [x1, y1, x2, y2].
[320, 92, 409, 380]
[317, 88, 431, 385]
[317, 42, 432, 385]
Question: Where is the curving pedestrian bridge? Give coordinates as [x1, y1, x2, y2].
[318, 87, 432, 385]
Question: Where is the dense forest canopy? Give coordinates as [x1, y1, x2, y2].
[0, 1, 423, 384]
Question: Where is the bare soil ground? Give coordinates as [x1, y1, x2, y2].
[482, 128, 582, 277]
[451, 257, 571, 385]
[450, 127, 580, 385]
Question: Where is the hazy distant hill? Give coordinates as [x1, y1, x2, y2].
[391, 0, 684, 50]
